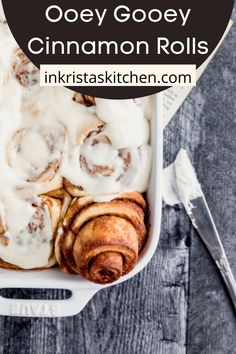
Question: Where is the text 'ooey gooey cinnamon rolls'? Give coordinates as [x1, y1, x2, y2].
[56, 193, 147, 284]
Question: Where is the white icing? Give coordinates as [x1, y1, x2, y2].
[96, 98, 150, 149]
[0, 22, 152, 269]
[83, 141, 121, 168]
[175, 149, 202, 207]
[0, 1, 5, 23]
[163, 149, 203, 214]
[0, 199, 52, 269]
[133, 96, 152, 120]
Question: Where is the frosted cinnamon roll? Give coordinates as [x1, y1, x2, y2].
[55, 192, 147, 284]
[63, 122, 151, 197]
[11, 48, 39, 87]
[0, 195, 61, 270]
[6, 124, 65, 194]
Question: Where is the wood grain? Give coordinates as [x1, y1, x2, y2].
[0, 6, 236, 354]
[186, 7, 236, 352]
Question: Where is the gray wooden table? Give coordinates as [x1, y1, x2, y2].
[0, 7, 236, 354]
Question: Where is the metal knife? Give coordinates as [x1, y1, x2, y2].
[188, 195, 236, 310]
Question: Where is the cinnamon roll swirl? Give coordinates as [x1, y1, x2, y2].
[63, 121, 151, 197]
[73, 93, 95, 107]
[55, 192, 147, 284]
[6, 124, 65, 194]
[0, 195, 61, 270]
[11, 48, 39, 87]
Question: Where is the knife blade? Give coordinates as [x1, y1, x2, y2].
[188, 195, 236, 310]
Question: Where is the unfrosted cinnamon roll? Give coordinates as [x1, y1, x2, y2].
[44, 187, 72, 221]
[0, 195, 61, 270]
[6, 124, 65, 194]
[55, 192, 147, 284]
[11, 48, 39, 87]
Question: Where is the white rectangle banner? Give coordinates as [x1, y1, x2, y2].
[40, 64, 196, 87]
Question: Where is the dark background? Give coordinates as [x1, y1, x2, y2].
[0, 2, 236, 354]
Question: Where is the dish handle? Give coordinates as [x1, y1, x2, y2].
[0, 289, 98, 317]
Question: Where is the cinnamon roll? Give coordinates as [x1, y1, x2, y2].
[45, 188, 72, 221]
[55, 192, 147, 284]
[11, 48, 39, 87]
[6, 124, 65, 194]
[0, 195, 61, 270]
[63, 122, 151, 197]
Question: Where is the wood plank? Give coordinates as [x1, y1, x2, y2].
[186, 13, 236, 353]
[183, 16, 236, 354]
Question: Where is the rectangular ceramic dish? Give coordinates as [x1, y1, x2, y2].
[0, 93, 163, 317]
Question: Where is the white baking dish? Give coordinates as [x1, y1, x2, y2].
[0, 93, 163, 317]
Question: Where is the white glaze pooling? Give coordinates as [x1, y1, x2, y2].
[0, 23, 152, 269]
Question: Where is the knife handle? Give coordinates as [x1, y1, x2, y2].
[216, 256, 236, 311]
